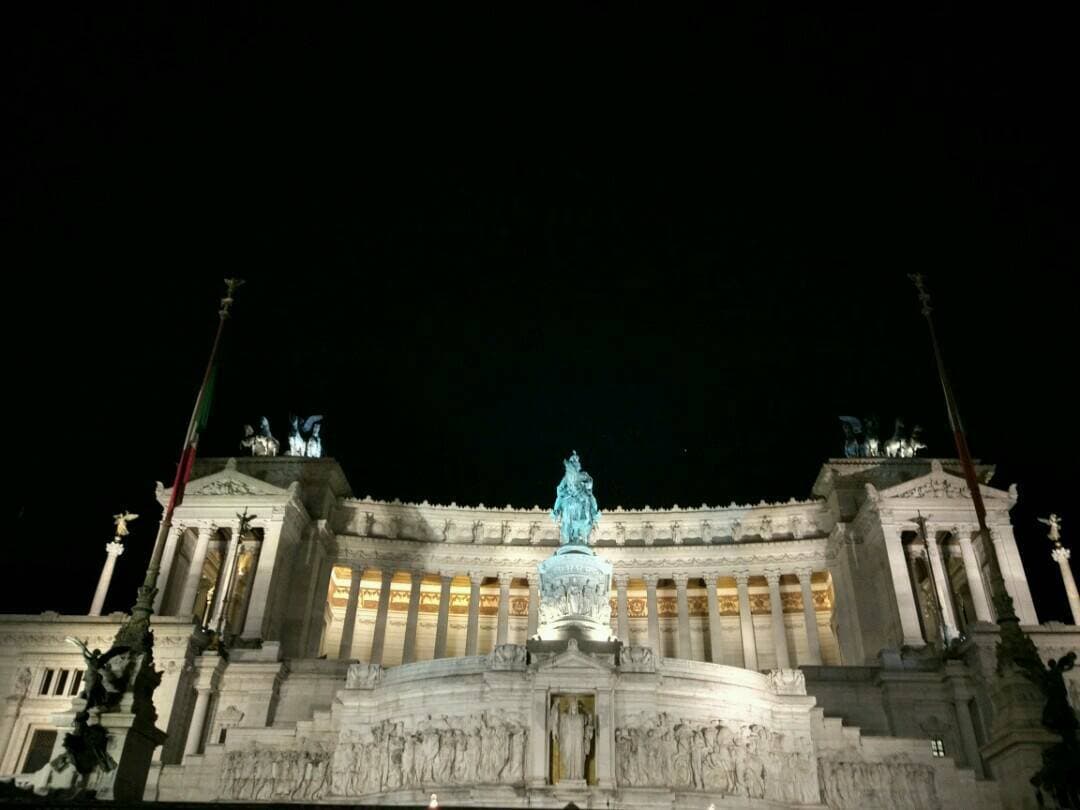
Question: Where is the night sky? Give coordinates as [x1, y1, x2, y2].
[4, 8, 1076, 623]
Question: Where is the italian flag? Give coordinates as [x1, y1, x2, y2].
[165, 363, 216, 515]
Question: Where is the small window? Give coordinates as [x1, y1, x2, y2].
[70, 670, 83, 696]
[21, 730, 57, 773]
[53, 670, 69, 696]
[218, 728, 228, 744]
[930, 738, 946, 757]
[38, 670, 54, 696]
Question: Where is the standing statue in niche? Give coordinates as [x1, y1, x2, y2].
[550, 699, 593, 783]
[551, 451, 600, 546]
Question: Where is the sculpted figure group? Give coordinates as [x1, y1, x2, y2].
[538, 577, 611, 624]
[819, 756, 938, 809]
[222, 713, 528, 800]
[615, 713, 818, 804]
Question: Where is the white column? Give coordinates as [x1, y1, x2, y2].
[402, 571, 424, 664]
[674, 573, 691, 660]
[299, 548, 329, 657]
[178, 524, 215, 617]
[1052, 547, 1080, 624]
[925, 532, 960, 642]
[526, 573, 540, 637]
[495, 573, 512, 647]
[882, 524, 928, 646]
[241, 519, 285, 639]
[765, 570, 791, 669]
[644, 574, 661, 654]
[337, 566, 362, 659]
[990, 524, 1040, 624]
[735, 571, 758, 670]
[153, 524, 184, 612]
[209, 521, 242, 632]
[434, 573, 453, 658]
[465, 572, 483, 656]
[183, 654, 223, 758]
[614, 574, 630, 643]
[704, 575, 724, 664]
[956, 527, 993, 622]
[89, 541, 125, 616]
[796, 567, 822, 665]
[368, 569, 394, 665]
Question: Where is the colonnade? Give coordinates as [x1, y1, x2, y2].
[328, 565, 831, 670]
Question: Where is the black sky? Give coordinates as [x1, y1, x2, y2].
[3, 7, 1076, 622]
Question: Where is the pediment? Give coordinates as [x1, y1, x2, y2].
[157, 459, 290, 504]
[877, 461, 1013, 504]
[537, 644, 616, 673]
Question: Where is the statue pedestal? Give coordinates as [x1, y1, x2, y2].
[91, 706, 166, 800]
[535, 546, 615, 643]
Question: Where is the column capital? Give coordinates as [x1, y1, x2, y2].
[438, 570, 456, 582]
[733, 570, 751, 586]
[379, 568, 395, 584]
[614, 573, 630, 588]
[793, 565, 813, 580]
[497, 572, 514, 587]
[469, 571, 485, 587]
[672, 572, 689, 587]
[526, 572, 539, 587]
[643, 573, 660, 587]
[410, 570, 425, 586]
[763, 568, 783, 585]
[1052, 546, 1072, 564]
[197, 523, 217, 537]
[105, 540, 125, 556]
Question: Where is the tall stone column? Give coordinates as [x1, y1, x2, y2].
[674, 573, 691, 660]
[526, 573, 539, 638]
[337, 566, 363, 659]
[955, 527, 993, 622]
[368, 569, 395, 666]
[402, 571, 424, 664]
[153, 524, 184, 612]
[765, 570, 790, 669]
[704, 575, 724, 664]
[178, 524, 215, 617]
[882, 524, 928, 646]
[734, 571, 758, 670]
[183, 654, 224, 758]
[89, 541, 125, 616]
[1052, 546, 1080, 624]
[209, 520, 243, 632]
[465, 572, 483, 656]
[796, 567, 822, 665]
[644, 574, 661, 654]
[614, 574, 630, 643]
[496, 573, 512, 646]
[434, 573, 454, 658]
[987, 524, 1039, 624]
[241, 519, 284, 639]
[924, 532, 960, 642]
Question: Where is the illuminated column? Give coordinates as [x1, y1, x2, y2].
[765, 570, 790, 669]
[644, 574, 661, 653]
[465, 572, 483, 656]
[368, 569, 394, 666]
[496, 573, 512, 646]
[704, 575, 724, 664]
[402, 571, 424, 664]
[209, 519, 243, 632]
[1052, 546, 1080, 624]
[434, 573, 453, 658]
[796, 567, 822, 665]
[924, 532, 960, 642]
[337, 567, 362, 659]
[526, 573, 539, 637]
[183, 656, 222, 758]
[178, 524, 215, 616]
[735, 571, 758, 670]
[674, 573, 691, 660]
[614, 574, 630, 643]
[89, 541, 125, 616]
[955, 527, 993, 622]
[153, 524, 185, 612]
[241, 519, 284, 639]
[882, 524, 928, 646]
[987, 524, 1039, 624]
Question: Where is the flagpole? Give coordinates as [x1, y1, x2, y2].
[116, 279, 243, 650]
